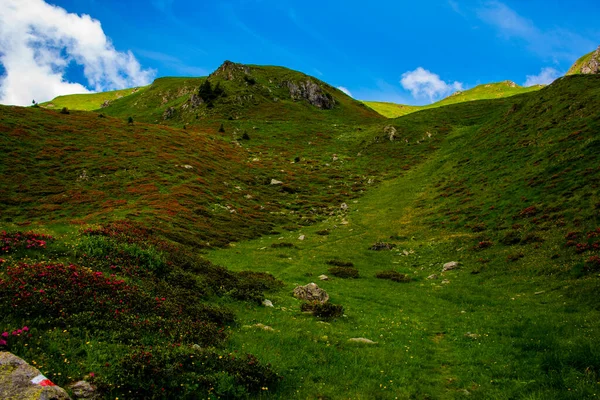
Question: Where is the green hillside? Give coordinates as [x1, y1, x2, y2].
[363, 81, 542, 118]
[41, 86, 148, 111]
[2, 59, 600, 400]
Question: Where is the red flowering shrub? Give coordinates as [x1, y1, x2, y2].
[473, 240, 493, 250]
[585, 256, 600, 272]
[1, 231, 53, 253]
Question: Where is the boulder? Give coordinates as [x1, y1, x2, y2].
[70, 380, 98, 400]
[298, 235, 305, 241]
[318, 275, 329, 281]
[293, 283, 329, 303]
[0, 352, 71, 399]
[262, 299, 274, 307]
[442, 261, 459, 272]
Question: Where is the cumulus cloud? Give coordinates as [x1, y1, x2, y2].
[337, 86, 353, 97]
[524, 67, 561, 87]
[400, 67, 463, 102]
[0, 0, 155, 105]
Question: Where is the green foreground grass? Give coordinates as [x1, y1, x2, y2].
[207, 125, 600, 399]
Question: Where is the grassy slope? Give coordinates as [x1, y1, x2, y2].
[363, 81, 542, 118]
[1, 74, 599, 399]
[40, 86, 148, 111]
[208, 75, 600, 399]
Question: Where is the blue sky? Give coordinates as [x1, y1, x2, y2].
[0, 0, 599, 105]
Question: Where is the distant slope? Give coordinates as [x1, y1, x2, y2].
[567, 45, 600, 75]
[44, 61, 383, 124]
[363, 81, 542, 118]
[41, 86, 148, 111]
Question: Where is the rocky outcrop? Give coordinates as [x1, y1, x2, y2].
[163, 106, 176, 120]
[101, 100, 111, 108]
[0, 352, 71, 400]
[293, 283, 329, 303]
[69, 380, 98, 400]
[189, 93, 204, 108]
[384, 125, 397, 141]
[285, 80, 335, 109]
[568, 46, 600, 75]
[211, 60, 250, 81]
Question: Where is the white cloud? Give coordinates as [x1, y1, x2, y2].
[524, 67, 561, 87]
[337, 86, 352, 97]
[476, 1, 595, 61]
[0, 0, 155, 106]
[400, 67, 463, 102]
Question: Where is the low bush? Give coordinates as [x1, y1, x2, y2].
[271, 242, 295, 248]
[328, 266, 359, 278]
[375, 270, 411, 283]
[301, 301, 344, 320]
[369, 242, 396, 251]
[326, 259, 354, 267]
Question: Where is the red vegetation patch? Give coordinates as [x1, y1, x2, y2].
[1, 231, 53, 253]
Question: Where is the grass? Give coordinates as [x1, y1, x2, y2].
[40, 86, 148, 111]
[2, 64, 600, 399]
[363, 81, 542, 118]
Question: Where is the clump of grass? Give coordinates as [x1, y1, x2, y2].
[375, 270, 411, 283]
[326, 259, 354, 267]
[500, 231, 521, 245]
[369, 242, 396, 251]
[328, 266, 359, 278]
[301, 301, 344, 320]
[271, 242, 295, 248]
[507, 252, 525, 262]
[316, 229, 330, 236]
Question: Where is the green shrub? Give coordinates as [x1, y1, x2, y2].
[326, 259, 354, 267]
[328, 266, 359, 278]
[271, 242, 295, 248]
[301, 301, 344, 320]
[375, 270, 411, 283]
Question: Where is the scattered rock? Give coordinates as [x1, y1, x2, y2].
[163, 106, 176, 120]
[298, 235, 305, 241]
[0, 352, 71, 400]
[442, 261, 459, 272]
[270, 179, 283, 185]
[347, 338, 377, 345]
[182, 165, 193, 169]
[384, 125, 397, 141]
[441, 279, 450, 285]
[568, 46, 600, 75]
[534, 291, 545, 295]
[243, 323, 274, 332]
[464, 332, 481, 340]
[70, 380, 98, 400]
[427, 274, 439, 280]
[319, 275, 329, 281]
[369, 242, 396, 251]
[293, 283, 329, 303]
[101, 100, 111, 108]
[340, 203, 349, 211]
[332, 154, 339, 161]
[189, 93, 204, 108]
[262, 299, 274, 307]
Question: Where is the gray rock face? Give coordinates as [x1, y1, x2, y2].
[0, 352, 71, 400]
[189, 93, 204, 108]
[70, 380, 98, 400]
[293, 283, 329, 303]
[286, 80, 335, 109]
[581, 46, 600, 74]
[163, 106, 176, 120]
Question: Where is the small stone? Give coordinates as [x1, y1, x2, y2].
[427, 274, 438, 280]
[318, 275, 329, 281]
[534, 291, 545, 295]
[298, 235, 305, 241]
[348, 338, 377, 344]
[332, 154, 339, 161]
[464, 332, 481, 340]
[270, 179, 283, 185]
[70, 380, 98, 400]
[182, 165, 193, 169]
[441, 279, 450, 284]
[262, 299, 274, 307]
[442, 261, 459, 272]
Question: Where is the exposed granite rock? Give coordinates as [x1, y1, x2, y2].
[293, 283, 329, 303]
[285, 80, 335, 109]
[0, 352, 71, 400]
[163, 106, 176, 120]
[211, 60, 250, 80]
